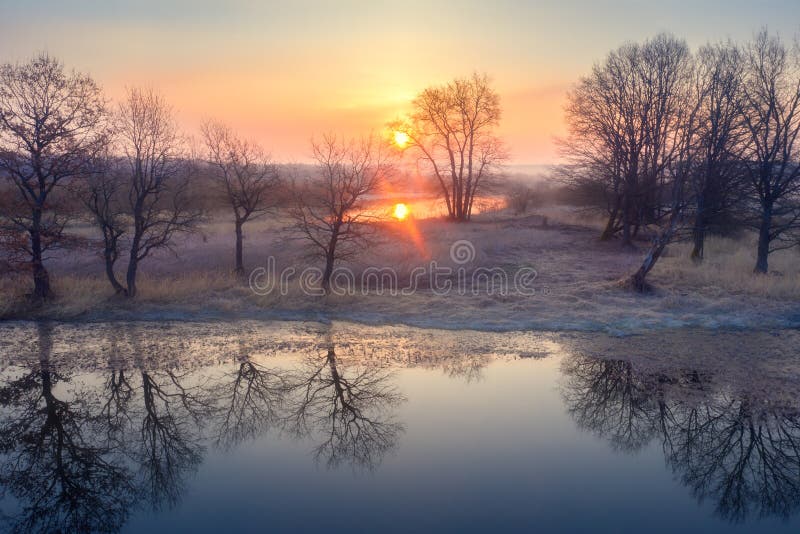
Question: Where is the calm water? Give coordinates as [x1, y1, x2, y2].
[0, 320, 798, 533]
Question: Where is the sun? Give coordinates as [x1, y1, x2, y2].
[393, 131, 410, 148]
[393, 203, 410, 221]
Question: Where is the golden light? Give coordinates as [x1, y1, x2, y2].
[393, 203, 410, 221]
[393, 131, 410, 148]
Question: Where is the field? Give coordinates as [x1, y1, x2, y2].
[3, 205, 799, 333]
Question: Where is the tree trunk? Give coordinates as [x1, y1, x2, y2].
[321, 227, 339, 293]
[125, 228, 141, 299]
[629, 233, 669, 292]
[629, 211, 681, 292]
[125, 257, 139, 298]
[690, 207, 706, 263]
[600, 204, 619, 241]
[621, 197, 633, 248]
[234, 219, 244, 275]
[29, 211, 52, 301]
[321, 253, 335, 293]
[754, 203, 772, 274]
[103, 247, 126, 295]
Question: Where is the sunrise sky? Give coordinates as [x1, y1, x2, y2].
[1, 1, 798, 164]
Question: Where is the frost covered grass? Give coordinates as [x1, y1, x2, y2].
[2, 207, 799, 331]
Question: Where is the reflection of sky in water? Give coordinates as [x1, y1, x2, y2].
[0, 321, 797, 533]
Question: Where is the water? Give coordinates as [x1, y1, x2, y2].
[0, 320, 798, 533]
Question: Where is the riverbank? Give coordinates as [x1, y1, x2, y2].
[2, 210, 799, 333]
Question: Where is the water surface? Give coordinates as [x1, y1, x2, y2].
[0, 321, 798, 533]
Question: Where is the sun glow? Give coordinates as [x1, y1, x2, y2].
[393, 131, 410, 148]
[393, 203, 410, 220]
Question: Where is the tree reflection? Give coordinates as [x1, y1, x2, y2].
[0, 323, 134, 534]
[213, 341, 289, 449]
[135, 370, 208, 509]
[100, 369, 133, 448]
[286, 343, 405, 470]
[0, 327, 410, 531]
[561, 357, 659, 452]
[561, 355, 800, 521]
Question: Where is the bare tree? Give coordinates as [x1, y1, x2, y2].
[629, 42, 711, 290]
[688, 42, 749, 261]
[393, 73, 506, 221]
[562, 35, 695, 247]
[201, 120, 279, 275]
[0, 53, 106, 300]
[290, 133, 391, 292]
[504, 182, 538, 215]
[81, 152, 127, 294]
[740, 30, 800, 273]
[111, 88, 202, 297]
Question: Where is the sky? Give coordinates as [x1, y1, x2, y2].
[1, 1, 799, 164]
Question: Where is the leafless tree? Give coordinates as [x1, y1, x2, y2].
[740, 30, 800, 273]
[393, 73, 506, 221]
[561, 356, 659, 452]
[201, 120, 279, 275]
[81, 152, 127, 294]
[290, 133, 391, 292]
[562, 35, 695, 247]
[688, 42, 749, 261]
[0, 53, 107, 300]
[504, 182, 538, 215]
[629, 45, 704, 290]
[110, 88, 202, 297]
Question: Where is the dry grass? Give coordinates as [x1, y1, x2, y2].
[656, 234, 800, 299]
[0, 274, 30, 318]
[2, 209, 799, 329]
[0, 270, 246, 320]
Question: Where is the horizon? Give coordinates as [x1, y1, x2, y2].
[2, 0, 799, 164]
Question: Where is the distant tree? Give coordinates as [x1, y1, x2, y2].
[98, 88, 202, 298]
[505, 182, 537, 215]
[289, 133, 391, 292]
[739, 30, 800, 273]
[0, 53, 107, 300]
[393, 73, 506, 221]
[201, 120, 279, 275]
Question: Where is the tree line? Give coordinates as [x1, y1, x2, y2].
[0, 54, 505, 302]
[562, 29, 800, 288]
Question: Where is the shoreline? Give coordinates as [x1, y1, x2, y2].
[2, 300, 799, 335]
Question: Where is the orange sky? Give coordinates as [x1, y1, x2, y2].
[1, 1, 798, 164]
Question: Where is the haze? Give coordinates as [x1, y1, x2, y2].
[2, 0, 798, 163]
